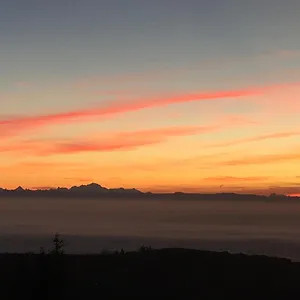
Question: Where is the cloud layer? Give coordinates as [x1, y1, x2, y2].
[205, 131, 300, 148]
[0, 124, 226, 156]
[1, 82, 294, 137]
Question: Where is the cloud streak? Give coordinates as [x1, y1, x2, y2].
[1, 82, 293, 137]
[219, 152, 300, 166]
[1, 113, 258, 157]
[205, 131, 300, 148]
[1, 115, 259, 156]
[203, 176, 271, 182]
[0, 124, 224, 156]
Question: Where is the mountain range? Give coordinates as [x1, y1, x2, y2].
[0, 183, 298, 200]
[0, 183, 143, 197]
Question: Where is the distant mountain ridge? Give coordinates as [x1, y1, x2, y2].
[0, 183, 299, 200]
[0, 183, 142, 197]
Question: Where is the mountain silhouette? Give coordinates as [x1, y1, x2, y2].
[0, 183, 143, 198]
[0, 183, 298, 200]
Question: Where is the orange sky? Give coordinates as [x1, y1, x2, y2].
[1, 1, 300, 195]
[1, 82, 300, 195]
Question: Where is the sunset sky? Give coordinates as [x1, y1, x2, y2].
[1, 0, 300, 195]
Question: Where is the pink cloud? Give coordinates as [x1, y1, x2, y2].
[1, 82, 293, 137]
[255, 85, 300, 115]
[277, 50, 300, 58]
[15, 81, 33, 88]
[259, 49, 300, 60]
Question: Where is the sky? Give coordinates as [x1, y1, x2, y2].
[1, 0, 300, 195]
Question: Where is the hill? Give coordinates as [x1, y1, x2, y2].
[1, 247, 300, 299]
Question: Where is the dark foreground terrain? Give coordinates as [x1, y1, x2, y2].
[1, 247, 300, 299]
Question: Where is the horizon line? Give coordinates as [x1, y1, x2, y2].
[0, 182, 298, 198]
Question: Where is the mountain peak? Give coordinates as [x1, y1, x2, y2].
[69, 183, 108, 193]
[86, 183, 104, 189]
[15, 186, 24, 192]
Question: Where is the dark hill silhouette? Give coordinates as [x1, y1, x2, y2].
[0, 183, 298, 200]
[1, 246, 300, 299]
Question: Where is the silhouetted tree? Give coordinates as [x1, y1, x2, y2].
[46, 233, 66, 298]
[50, 233, 65, 255]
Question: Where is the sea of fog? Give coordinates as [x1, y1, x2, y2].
[1, 197, 300, 260]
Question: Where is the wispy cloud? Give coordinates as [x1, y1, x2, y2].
[203, 176, 270, 182]
[260, 49, 300, 59]
[0, 124, 222, 156]
[15, 81, 34, 88]
[0, 117, 254, 156]
[219, 152, 300, 166]
[1, 82, 292, 137]
[64, 177, 93, 182]
[205, 131, 300, 148]
[277, 50, 300, 58]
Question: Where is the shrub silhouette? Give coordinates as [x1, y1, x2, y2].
[139, 245, 152, 253]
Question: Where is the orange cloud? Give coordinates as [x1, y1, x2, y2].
[0, 124, 223, 156]
[1, 82, 293, 137]
[18, 161, 81, 168]
[220, 152, 300, 166]
[0, 114, 258, 156]
[64, 177, 93, 182]
[203, 176, 270, 182]
[205, 131, 300, 148]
